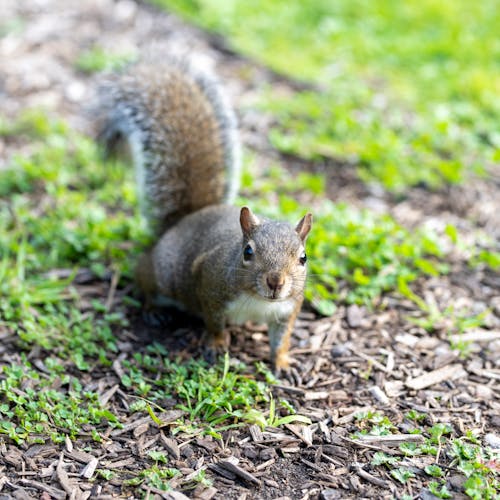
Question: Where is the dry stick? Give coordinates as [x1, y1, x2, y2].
[335, 434, 401, 455]
[18, 480, 66, 500]
[300, 457, 323, 472]
[405, 363, 466, 390]
[351, 463, 389, 488]
[449, 330, 500, 343]
[436, 435, 443, 465]
[105, 269, 120, 311]
[56, 452, 83, 499]
[217, 459, 261, 486]
[356, 434, 424, 446]
[255, 458, 275, 471]
[356, 351, 390, 373]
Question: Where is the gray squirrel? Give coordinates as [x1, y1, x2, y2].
[96, 57, 312, 371]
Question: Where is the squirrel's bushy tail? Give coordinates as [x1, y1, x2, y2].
[96, 56, 241, 233]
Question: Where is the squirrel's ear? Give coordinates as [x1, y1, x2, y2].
[295, 213, 313, 242]
[240, 206, 260, 236]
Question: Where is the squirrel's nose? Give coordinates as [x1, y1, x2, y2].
[266, 272, 285, 292]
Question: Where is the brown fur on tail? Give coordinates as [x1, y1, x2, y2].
[96, 58, 240, 233]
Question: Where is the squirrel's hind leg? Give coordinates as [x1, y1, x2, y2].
[135, 251, 166, 326]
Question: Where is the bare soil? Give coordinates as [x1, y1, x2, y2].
[0, 1, 499, 499]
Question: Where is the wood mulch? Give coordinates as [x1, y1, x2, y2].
[0, 1, 499, 499]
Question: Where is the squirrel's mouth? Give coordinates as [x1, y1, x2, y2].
[259, 291, 289, 302]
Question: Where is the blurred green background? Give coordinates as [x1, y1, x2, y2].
[152, 0, 500, 190]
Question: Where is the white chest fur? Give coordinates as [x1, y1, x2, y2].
[225, 292, 295, 326]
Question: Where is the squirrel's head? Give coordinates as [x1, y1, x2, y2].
[238, 206, 312, 301]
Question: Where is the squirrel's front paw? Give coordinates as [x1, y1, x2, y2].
[202, 331, 229, 364]
[272, 353, 291, 378]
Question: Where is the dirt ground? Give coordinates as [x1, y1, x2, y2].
[0, 1, 499, 499]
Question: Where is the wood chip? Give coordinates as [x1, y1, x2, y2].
[64, 436, 73, 453]
[99, 384, 119, 406]
[249, 424, 264, 442]
[449, 329, 500, 344]
[263, 478, 280, 488]
[300, 457, 323, 472]
[56, 453, 83, 499]
[208, 463, 237, 481]
[273, 384, 306, 396]
[284, 423, 313, 446]
[112, 358, 126, 379]
[280, 446, 301, 454]
[356, 352, 390, 373]
[195, 486, 218, 500]
[150, 489, 190, 500]
[302, 425, 314, 446]
[101, 457, 136, 468]
[217, 458, 260, 486]
[346, 304, 363, 328]
[65, 449, 95, 464]
[255, 458, 275, 471]
[395, 333, 420, 347]
[369, 385, 390, 405]
[469, 367, 500, 381]
[351, 463, 388, 488]
[154, 409, 187, 428]
[161, 433, 181, 460]
[81, 457, 99, 479]
[304, 390, 330, 401]
[356, 434, 424, 446]
[330, 467, 349, 476]
[18, 480, 66, 500]
[133, 422, 150, 437]
[405, 363, 467, 390]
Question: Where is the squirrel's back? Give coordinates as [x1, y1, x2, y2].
[96, 58, 241, 232]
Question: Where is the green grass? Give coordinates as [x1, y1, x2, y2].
[0, 112, 145, 369]
[152, 0, 500, 191]
[1, 3, 498, 495]
[0, 99, 493, 449]
[75, 45, 135, 74]
[0, 111, 309, 445]
[0, 359, 120, 444]
[122, 348, 310, 437]
[240, 165, 448, 314]
[355, 411, 499, 499]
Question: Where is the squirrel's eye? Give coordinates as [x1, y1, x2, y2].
[299, 252, 307, 265]
[243, 244, 254, 261]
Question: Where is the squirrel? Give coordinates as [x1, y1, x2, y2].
[96, 57, 312, 371]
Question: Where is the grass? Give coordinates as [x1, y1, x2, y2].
[75, 45, 135, 74]
[0, 359, 119, 444]
[0, 111, 310, 447]
[355, 410, 499, 499]
[152, 0, 500, 191]
[122, 348, 310, 437]
[1, 3, 499, 495]
[240, 165, 450, 314]
[0, 110, 493, 448]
